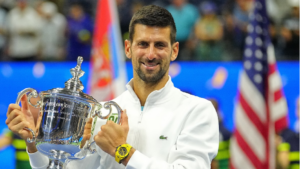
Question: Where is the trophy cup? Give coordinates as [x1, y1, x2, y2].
[15, 57, 122, 168]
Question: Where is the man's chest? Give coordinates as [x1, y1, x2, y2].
[124, 104, 187, 159]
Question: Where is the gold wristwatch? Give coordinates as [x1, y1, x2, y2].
[115, 144, 132, 164]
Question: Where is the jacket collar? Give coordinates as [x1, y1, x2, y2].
[126, 76, 174, 105]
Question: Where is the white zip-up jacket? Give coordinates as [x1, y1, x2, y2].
[29, 77, 219, 169]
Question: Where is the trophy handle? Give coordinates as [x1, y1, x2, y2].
[88, 101, 122, 153]
[92, 101, 122, 124]
[15, 88, 41, 143]
[103, 101, 122, 124]
[86, 141, 97, 154]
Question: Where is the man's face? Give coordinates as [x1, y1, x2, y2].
[125, 24, 178, 83]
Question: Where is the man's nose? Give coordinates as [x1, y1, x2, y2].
[147, 44, 156, 60]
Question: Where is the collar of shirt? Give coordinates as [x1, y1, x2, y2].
[125, 76, 174, 105]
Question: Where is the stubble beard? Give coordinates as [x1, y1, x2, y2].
[133, 53, 171, 84]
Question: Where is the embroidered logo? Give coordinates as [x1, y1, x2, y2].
[159, 135, 168, 140]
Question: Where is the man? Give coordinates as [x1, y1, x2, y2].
[276, 97, 299, 169]
[6, 5, 219, 169]
[6, 0, 44, 61]
[166, 0, 199, 60]
[66, 3, 94, 61]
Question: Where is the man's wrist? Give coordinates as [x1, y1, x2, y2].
[121, 147, 135, 166]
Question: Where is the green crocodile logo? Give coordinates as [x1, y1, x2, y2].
[159, 135, 168, 140]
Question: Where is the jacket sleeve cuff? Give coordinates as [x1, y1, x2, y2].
[27, 148, 49, 169]
[126, 150, 149, 169]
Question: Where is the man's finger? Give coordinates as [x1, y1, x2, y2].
[6, 109, 22, 124]
[20, 95, 30, 113]
[7, 104, 21, 117]
[7, 114, 24, 127]
[10, 120, 30, 135]
[120, 109, 128, 128]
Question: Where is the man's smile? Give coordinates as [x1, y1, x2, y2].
[141, 61, 159, 70]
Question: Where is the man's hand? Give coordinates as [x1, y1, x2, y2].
[80, 118, 93, 148]
[5, 95, 38, 152]
[94, 110, 129, 157]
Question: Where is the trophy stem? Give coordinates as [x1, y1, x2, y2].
[47, 159, 63, 169]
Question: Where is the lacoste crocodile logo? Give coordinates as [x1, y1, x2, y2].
[159, 135, 168, 140]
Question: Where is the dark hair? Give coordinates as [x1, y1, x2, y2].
[128, 5, 177, 44]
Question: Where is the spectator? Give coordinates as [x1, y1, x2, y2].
[66, 3, 93, 61]
[39, 1, 66, 61]
[277, 97, 300, 169]
[209, 98, 231, 169]
[167, 0, 199, 60]
[0, 0, 16, 12]
[275, 133, 290, 169]
[117, 0, 132, 39]
[232, 0, 253, 54]
[221, 11, 242, 60]
[280, 0, 299, 60]
[6, 0, 44, 61]
[194, 1, 223, 61]
[0, 5, 6, 60]
[294, 97, 299, 133]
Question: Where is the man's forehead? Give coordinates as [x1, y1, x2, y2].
[132, 24, 171, 42]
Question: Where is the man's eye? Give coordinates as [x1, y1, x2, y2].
[156, 43, 165, 48]
[138, 42, 147, 47]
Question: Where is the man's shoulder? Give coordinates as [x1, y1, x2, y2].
[176, 89, 212, 108]
[176, 89, 212, 107]
[112, 90, 131, 104]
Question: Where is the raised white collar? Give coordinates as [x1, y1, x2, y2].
[125, 76, 174, 105]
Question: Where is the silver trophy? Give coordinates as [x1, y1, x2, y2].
[15, 57, 122, 168]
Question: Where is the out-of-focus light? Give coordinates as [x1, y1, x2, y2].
[169, 62, 181, 78]
[1, 64, 13, 78]
[33, 62, 45, 78]
[211, 67, 228, 89]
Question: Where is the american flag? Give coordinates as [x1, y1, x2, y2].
[230, 0, 288, 169]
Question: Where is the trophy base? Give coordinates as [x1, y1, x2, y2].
[48, 159, 63, 169]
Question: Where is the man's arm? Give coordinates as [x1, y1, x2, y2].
[95, 102, 219, 169]
[0, 131, 13, 150]
[6, 95, 95, 169]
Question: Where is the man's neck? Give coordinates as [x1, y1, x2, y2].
[132, 74, 169, 106]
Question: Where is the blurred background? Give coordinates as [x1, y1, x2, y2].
[0, 0, 298, 169]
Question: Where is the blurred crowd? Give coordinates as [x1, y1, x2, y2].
[118, 0, 299, 61]
[0, 0, 298, 62]
[0, 0, 95, 61]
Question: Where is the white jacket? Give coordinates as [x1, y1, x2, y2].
[29, 77, 219, 169]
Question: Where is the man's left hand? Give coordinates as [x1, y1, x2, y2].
[94, 110, 129, 157]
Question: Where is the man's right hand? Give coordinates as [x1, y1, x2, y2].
[5, 95, 38, 152]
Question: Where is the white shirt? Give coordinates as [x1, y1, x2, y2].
[7, 6, 43, 58]
[40, 13, 66, 60]
[29, 77, 219, 169]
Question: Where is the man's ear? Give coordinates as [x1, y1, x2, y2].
[125, 40, 132, 59]
[171, 42, 179, 61]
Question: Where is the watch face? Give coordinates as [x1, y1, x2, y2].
[119, 147, 128, 156]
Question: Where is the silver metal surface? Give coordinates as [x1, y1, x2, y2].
[48, 159, 64, 169]
[14, 57, 123, 169]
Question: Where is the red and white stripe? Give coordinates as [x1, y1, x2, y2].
[230, 44, 288, 169]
